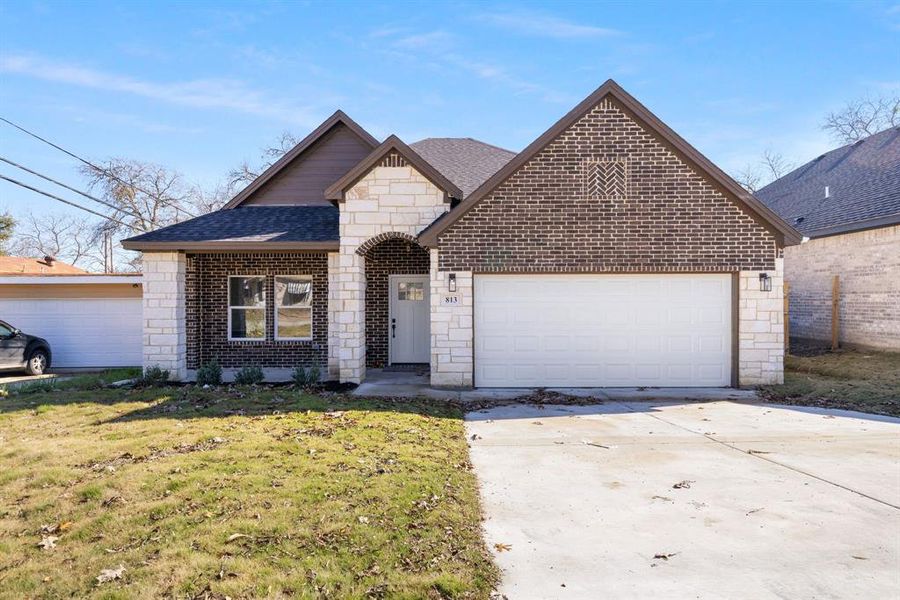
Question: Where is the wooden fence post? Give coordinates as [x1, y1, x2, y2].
[783, 281, 790, 354]
[831, 275, 840, 351]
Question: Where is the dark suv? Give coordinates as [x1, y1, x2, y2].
[0, 320, 52, 375]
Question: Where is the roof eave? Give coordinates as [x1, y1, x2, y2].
[804, 213, 900, 239]
[121, 240, 339, 252]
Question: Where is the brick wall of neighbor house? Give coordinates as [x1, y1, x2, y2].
[364, 238, 430, 368]
[437, 97, 777, 273]
[335, 155, 448, 382]
[431, 96, 786, 386]
[142, 252, 187, 380]
[784, 225, 900, 350]
[739, 259, 785, 385]
[185, 252, 329, 370]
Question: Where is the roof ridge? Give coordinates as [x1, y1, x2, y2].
[412, 136, 517, 155]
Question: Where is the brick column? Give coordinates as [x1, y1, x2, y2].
[141, 251, 187, 380]
[738, 257, 785, 385]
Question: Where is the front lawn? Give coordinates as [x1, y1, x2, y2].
[761, 347, 900, 416]
[0, 383, 497, 598]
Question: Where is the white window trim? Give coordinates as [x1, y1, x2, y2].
[228, 275, 266, 341]
[274, 275, 314, 341]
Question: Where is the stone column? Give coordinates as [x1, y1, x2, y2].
[429, 249, 474, 387]
[337, 246, 366, 383]
[327, 251, 340, 379]
[738, 257, 785, 385]
[141, 251, 187, 380]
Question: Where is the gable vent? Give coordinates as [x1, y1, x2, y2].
[379, 152, 408, 168]
[585, 159, 627, 199]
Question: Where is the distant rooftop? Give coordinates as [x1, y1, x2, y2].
[410, 137, 517, 197]
[756, 127, 900, 237]
[0, 255, 87, 275]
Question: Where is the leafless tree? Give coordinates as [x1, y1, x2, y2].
[734, 149, 796, 194]
[0, 212, 14, 255]
[822, 94, 900, 143]
[227, 131, 299, 188]
[9, 212, 106, 270]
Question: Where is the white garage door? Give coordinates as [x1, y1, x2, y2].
[474, 274, 732, 387]
[0, 299, 142, 368]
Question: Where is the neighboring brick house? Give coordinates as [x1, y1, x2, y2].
[756, 127, 900, 351]
[123, 80, 800, 387]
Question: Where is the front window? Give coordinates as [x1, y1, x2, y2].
[275, 276, 313, 340]
[229, 276, 266, 340]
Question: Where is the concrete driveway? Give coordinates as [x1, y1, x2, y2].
[466, 401, 900, 599]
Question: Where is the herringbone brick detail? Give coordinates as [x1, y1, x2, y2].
[585, 160, 627, 199]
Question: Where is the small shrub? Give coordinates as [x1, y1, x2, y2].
[136, 365, 170, 388]
[196, 359, 222, 386]
[0, 384, 8, 398]
[15, 379, 59, 394]
[234, 366, 264, 385]
[291, 365, 321, 387]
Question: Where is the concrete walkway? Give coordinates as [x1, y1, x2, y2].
[466, 401, 900, 599]
[352, 369, 758, 403]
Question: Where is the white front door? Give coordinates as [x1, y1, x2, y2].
[389, 274, 430, 364]
[474, 274, 732, 387]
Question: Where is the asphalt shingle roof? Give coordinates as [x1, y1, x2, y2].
[410, 138, 516, 197]
[123, 206, 338, 245]
[755, 127, 900, 236]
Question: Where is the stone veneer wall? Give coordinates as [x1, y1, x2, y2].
[142, 252, 187, 380]
[335, 162, 448, 383]
[184, 252, 329, 369]
[739, 258, 785, 385]
[784, 225, 900, 350]
[363, 238, 430, 368]
[429, 249, 474, 387]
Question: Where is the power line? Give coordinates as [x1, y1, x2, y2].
[0, 156, 145, 222]
[0, 115, 198, 218]
[0, 174, 141, 232]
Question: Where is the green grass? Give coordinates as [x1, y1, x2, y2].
[761, 348, 900, 416]
[0, 380, 498, 598]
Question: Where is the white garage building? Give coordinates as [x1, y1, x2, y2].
[0, 273, 142, 369]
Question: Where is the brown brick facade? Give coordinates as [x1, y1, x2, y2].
[363, 238, 430, 367]
[437, 97, 778, 272]
[185, 252, 329, 369]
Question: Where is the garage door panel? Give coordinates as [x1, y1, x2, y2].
[0, 298, 141, 368]
[474, 274, 731, 387]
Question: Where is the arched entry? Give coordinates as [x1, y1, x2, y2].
[360, 235, 430, 368]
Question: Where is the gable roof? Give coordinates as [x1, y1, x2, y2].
[409, 138, 516, 197]
[324, 135, 464, 201]
[755, 127, 900, 238]
[222, 110, 379, 209]
[121, 206, 339, 251]
[418, 79, 802, 247]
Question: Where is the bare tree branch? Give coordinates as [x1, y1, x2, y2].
[8, 212, 105, 271]
[226, 131, 299, 190]
[822, 94, 900, 143]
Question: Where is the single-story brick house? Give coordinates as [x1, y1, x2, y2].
[122, 80, 800, 387]
[756, 126, 900, 350]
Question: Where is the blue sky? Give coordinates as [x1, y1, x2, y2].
[1, 0, 898, 223]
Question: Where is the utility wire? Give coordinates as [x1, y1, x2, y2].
[0, 115, 198, 218]
[0, 155, 144, 222]
[0, 174, 141, 232]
